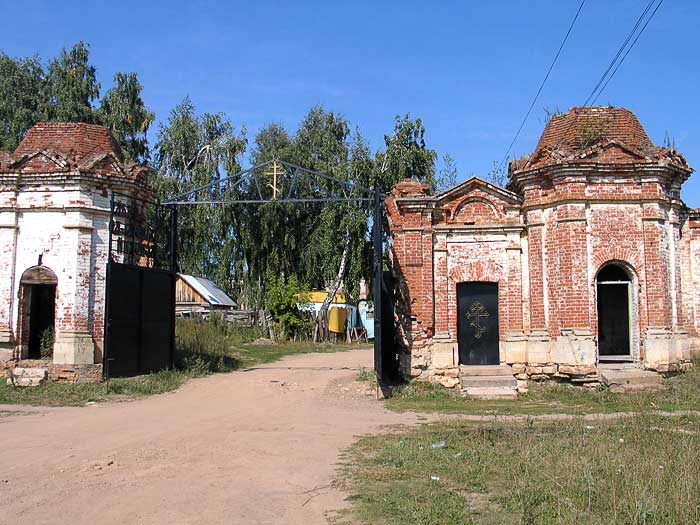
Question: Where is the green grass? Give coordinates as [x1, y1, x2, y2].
[0, 370, 186, 407]
[341, 414, 700, 524]
[0, 318, 360, 407]
[386, 364, 700, 416]
[356, 367, 375, 382]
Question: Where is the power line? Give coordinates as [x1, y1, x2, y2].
[496, 0, 587, 174]
[583, 0, 657, 107]
[591, 0, 664, 105]
[548, 0, 665, 156]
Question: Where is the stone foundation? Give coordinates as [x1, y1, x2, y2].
[643, 327, 693, 371]
[406, 330, 697, 392]
[0, 359, 103, 383]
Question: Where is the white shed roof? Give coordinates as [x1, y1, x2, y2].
[178, 274, 237, 307]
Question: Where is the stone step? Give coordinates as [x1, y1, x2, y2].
[600, 368, 663, 392]
[462, 386, 518, 400]
[600, 369, 663, 385]
[460, 375, 518, 389]
[459, 364, 514, 377]
[609, 383, 668, 394]
[599, 362, 643, 370]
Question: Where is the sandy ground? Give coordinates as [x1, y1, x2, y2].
[0, 348, 424, 524]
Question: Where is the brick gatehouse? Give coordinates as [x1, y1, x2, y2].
[0, 122, 152, 381]
[387, 106, 700, 390]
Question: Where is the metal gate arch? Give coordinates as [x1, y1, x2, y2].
[163, 159, 396, 383]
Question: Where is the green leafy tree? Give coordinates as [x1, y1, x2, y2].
[99, 72, 155, 163]
[155, 97, 247, 290]
[45, 41, 100, 123]
[375, 114, 437, 193]
[231, 107, 376, 322]
[0, 53, 46, 150]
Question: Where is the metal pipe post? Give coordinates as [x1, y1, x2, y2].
[373, 187, 383, 382]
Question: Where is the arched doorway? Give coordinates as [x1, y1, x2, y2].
[596, 263, 632, 360]
[19, 266, 57, 360]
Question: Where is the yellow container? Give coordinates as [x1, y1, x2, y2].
[328, 307, 347, 333]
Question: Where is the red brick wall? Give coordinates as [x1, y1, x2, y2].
[388, 168, 699, 379]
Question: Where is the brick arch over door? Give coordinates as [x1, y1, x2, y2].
[592, 258, 643, 361]
[448, 261, 505, 339]
[451, 197, 501, 224]
[591, 247, 643, 275]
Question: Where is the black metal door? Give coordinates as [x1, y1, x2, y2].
[457, 282, 499, 365]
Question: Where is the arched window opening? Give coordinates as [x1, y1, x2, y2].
[596, 263, 631, 360]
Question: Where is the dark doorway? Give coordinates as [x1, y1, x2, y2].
[597, 264, 631, 358]
[19, 266, 58, 360]
[457, 282, 499, 365]
[27, 284, 56, 359]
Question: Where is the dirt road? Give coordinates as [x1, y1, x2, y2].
[0, 348, 420, 524]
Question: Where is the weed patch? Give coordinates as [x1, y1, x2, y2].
[342, 415, 700, 524]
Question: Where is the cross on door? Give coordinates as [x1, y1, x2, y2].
[466, 301, 489, 340]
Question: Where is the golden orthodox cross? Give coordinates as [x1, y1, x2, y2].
[264, 160, 284, 200]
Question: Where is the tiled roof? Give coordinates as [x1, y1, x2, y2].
[14, 122, 125, 162]
[1, 122, 151, 180]
[511, 106, 690, 173]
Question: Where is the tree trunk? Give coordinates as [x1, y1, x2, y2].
[317, 236, 350, 342]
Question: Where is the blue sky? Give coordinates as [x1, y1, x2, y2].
[3, 0, 699, 205]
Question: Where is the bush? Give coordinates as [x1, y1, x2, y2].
[265, 274, 312, 340]
[39, 327, 54, 360]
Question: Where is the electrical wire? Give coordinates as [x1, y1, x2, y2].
[495, 0, 587, 175]
[583, 0, 657, 107]
[591, 0, 664, 105]
[547, 0, 665, 155]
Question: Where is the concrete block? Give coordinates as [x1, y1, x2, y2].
[53, 331, 95, 365]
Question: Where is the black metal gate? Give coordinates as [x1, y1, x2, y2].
[457, 282, 499, 365]
[376, 270, 399, 382]
[103, 193, 177, 379]
[105, 263, 175, 377]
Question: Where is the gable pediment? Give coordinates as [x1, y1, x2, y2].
[435, 177, 522, 225]
[436, 176, 521, 206]
[80, 152, 126, 174]
[578, 139, 647, 162]
[9, 149, 71, 172]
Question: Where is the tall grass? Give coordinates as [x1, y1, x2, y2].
[175, 316, 264, 375]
